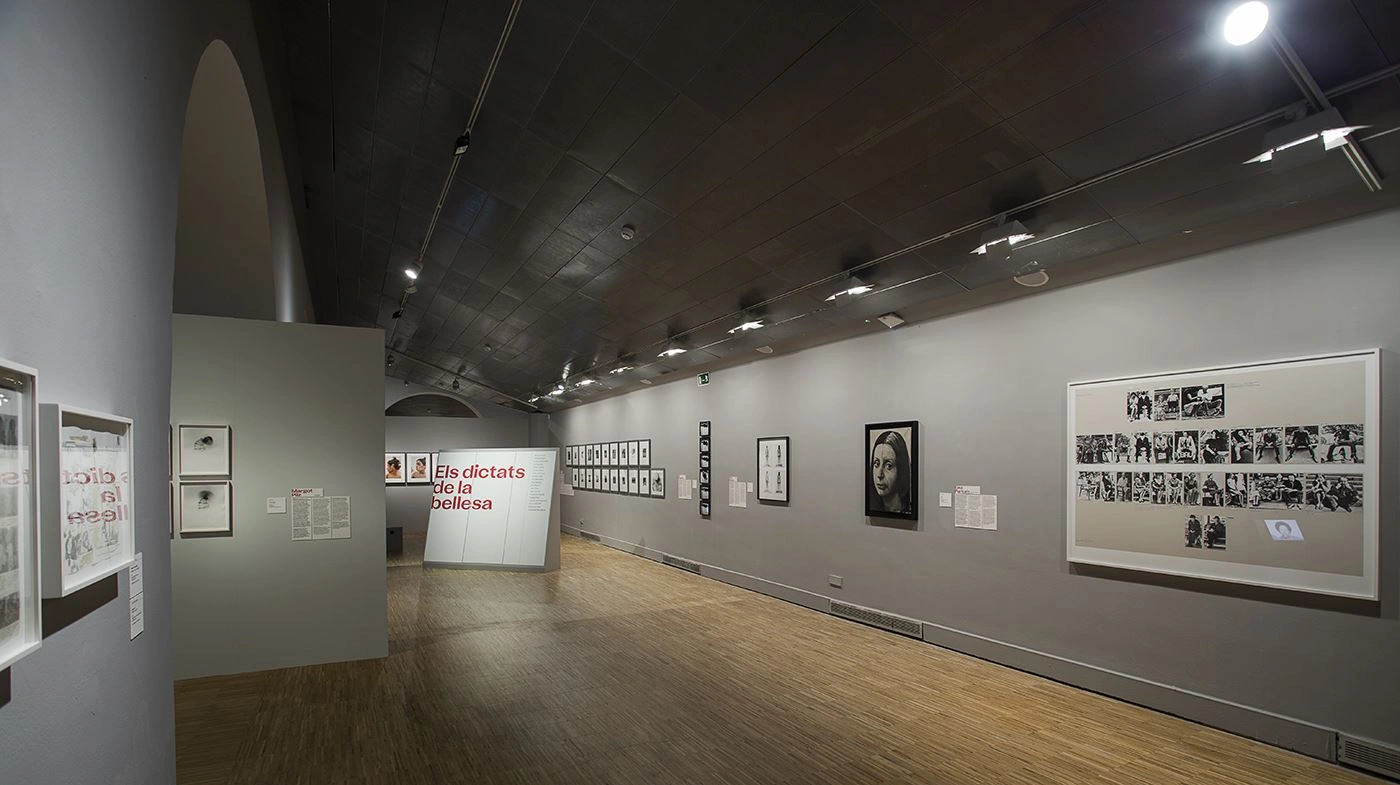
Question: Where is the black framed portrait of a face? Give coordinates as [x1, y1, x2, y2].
[864, 421, 918, 520]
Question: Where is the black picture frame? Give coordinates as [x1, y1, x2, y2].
[864, 421, 918, 520]
[756, 436, 790, 504]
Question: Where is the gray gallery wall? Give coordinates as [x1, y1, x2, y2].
[171, 315, 388, 680]
[0, 2, 309, 784]
[386, 414, 531, 533]
[554, 208, 1400, 752]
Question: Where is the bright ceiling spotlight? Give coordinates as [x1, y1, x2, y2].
[825, 276, 873, 301]
[404, 266, 420, 280]
[1244, 108, 1368, 171]
[1223, 1, 1269, 46]
[658, 346, 687, 358]
[971, 219, 1034, 256]
[576, 378, 598, 387]
[727, 318, 764, 334]
[608, 365, 634, 375]
[527, 394, 541, 403]
[550, 385, 566, 396]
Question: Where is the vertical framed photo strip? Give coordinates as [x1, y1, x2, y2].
[650, 468, 665, 498]
[178, 424, 231, 477]
[406, 452, 432, 484]
[40, 405, 137, 598]
[0, 359, 42, 671]
[384, 452, 406, 484]
[865, 421, 918, 521]
[756, 436, 790, 504]
[179, 481, 232, 535]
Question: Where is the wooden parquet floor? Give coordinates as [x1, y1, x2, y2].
[174, 535, 1375, 785]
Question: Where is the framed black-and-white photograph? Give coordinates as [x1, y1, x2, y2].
[699, 421, 710, 437]
[179, 481, 232, 535]
[610, 468, 621, 493]
[0, 358, 42, 672]
[650, 468, 665, 498]
[757, 436, 790, 503]
[865, 421, 918, 520]
[627, 441, 639, 466]
[610, 442, 621, 466]
[628, 469, 640, 495]
[639, 439, 651, 467]
[179, 424, 231, 477]
[640, 470, 650, 496]
[406, 452, 432, 484]
[384, 452, 406, 484]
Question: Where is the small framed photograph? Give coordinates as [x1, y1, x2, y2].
[700, 500, 711, 516]
[384, 452, 407, 484]
[640, 439, 652, 467]
[865, 421, 918, 520]
[756, 436, 790, 504]
[650, 468, 665, 498]
[628, 469, 641, 495]
[610, 442, 621, 466]
[612, 468, 622, 493]
[699, 421, 711, 437]
[178, 424, 231, 477]
[640, 470, 651, 496]
[179, 481, 232, 535]
[628, 441, 640, 466]
[406, 452, 432, 484]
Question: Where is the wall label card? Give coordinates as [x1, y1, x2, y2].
[266, 497, 287, 514]
[290, 487, 323, 498]
[128, 552, 144, 640]
[1067, 349, 1379, 599]
[291, 495, 351, 541]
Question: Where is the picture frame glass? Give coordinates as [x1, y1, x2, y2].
[180, 481, 232, 534]
[56, 408, 136, 594]
[384, 452, 407, 484]
[406, 452, 432, 483]
[179, 424, 231, 477]
[757, 436, 790, 503]
[865, 422, 918, 520]
[650, 469, 665, 498]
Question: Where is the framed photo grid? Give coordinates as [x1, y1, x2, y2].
[756, 436, 790, 504]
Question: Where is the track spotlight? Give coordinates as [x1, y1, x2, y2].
[386, 353, 395, 367]
[658, 346, 687, 358]
[971, 219, 1034, 256]
[576, 378, 598, 387]
[1223, 2, 1269, 46]
[825, 276, 873, 301]
[1244, 108, 1368, 172]
[453, 132, 471, 155]
[404, 266, 420, 280]
[728, 317, 764, 334]
[451, 378, 461, 391]
[609, 366, 634, 375]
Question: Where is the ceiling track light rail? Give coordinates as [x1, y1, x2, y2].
[529, 58, 1399, 405]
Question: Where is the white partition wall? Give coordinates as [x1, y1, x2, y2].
[424, 448, 559, 571]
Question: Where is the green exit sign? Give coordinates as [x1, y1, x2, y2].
[697, 372, 710, 387]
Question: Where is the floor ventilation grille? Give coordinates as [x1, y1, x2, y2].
[1339, 734, 1400, 780]
[661, 555, 701, 574]
[829, 600, 923, 638]
[579, 531, 601, 542]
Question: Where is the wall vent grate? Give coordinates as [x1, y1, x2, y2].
[1339, 734, 1400, 780]
[661, 555, 701, 574]
[579, 531, 601, 542]
[829, 600, 922, 638]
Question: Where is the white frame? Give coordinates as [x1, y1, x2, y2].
[0, 358, 42, 670]
[1066, 349, 1380, 599]
[406, 452, 433, 484]
[179, 481, 233, 535]
[40, 404, 137, 597]
[384, 452, 407, 485]
[627, 440, 640, 467]
[178, 424, 231, 477]
[639, 439, 651, 467]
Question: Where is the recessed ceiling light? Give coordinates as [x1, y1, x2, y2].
[755, 345, 774, 354]
[404, 267, 420, 280]
[551, 385, 565, 396]
[609, 366, 633, 375]
[728, 319, 764, 334]
[576, 378, 597, 387]
[1012, 261, 1050, 288]
[658, 343, 687, 357]
[639, 378, 653, 385]
[1223, 1, 1269, 46]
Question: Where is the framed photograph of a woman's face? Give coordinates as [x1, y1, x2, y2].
[865, 421, 918, 520]
[757, 436, 790, 503]
[404, 452, 430, 484]
[179, 481, 232, 535]
[178, 424, 231, 477]
[384, 452, 406, 484]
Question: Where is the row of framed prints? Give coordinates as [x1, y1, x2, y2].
[565, 440, 651, 468]
[571, 467, 665, 497]
[385, 452, 436, 484]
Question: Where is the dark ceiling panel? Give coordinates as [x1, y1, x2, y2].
[681, 0, 858, 121]
[558, 178, 642, 244]
[431, 0, 512, 97]
[492, 130, 564, 210]
[477, 0, 592, 124]
[605, 96, 721, 195]
[925, 0, 1088, 83]
[1354, 0, 1400, 64]
[582, 0, 677, 58]
[878, 156, 1075, 246]
[526, 33, 631, 149]
[371, 56, 430, 150]
[382, 0, 446, 72]
[1272, 0, 1390, 87]
[568, 66, 677, 174]
[643, 123, 767, 215]
[635, 0, 760, 91]
[867, 0, 974, 40]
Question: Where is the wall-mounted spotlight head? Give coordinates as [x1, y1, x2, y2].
[404, 266, 420, 280]
[453, 132, 471, 155]
[1223, 1, 1269, 46]
[825, 276, 873, 301]
[971, 219, 1034, 256]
